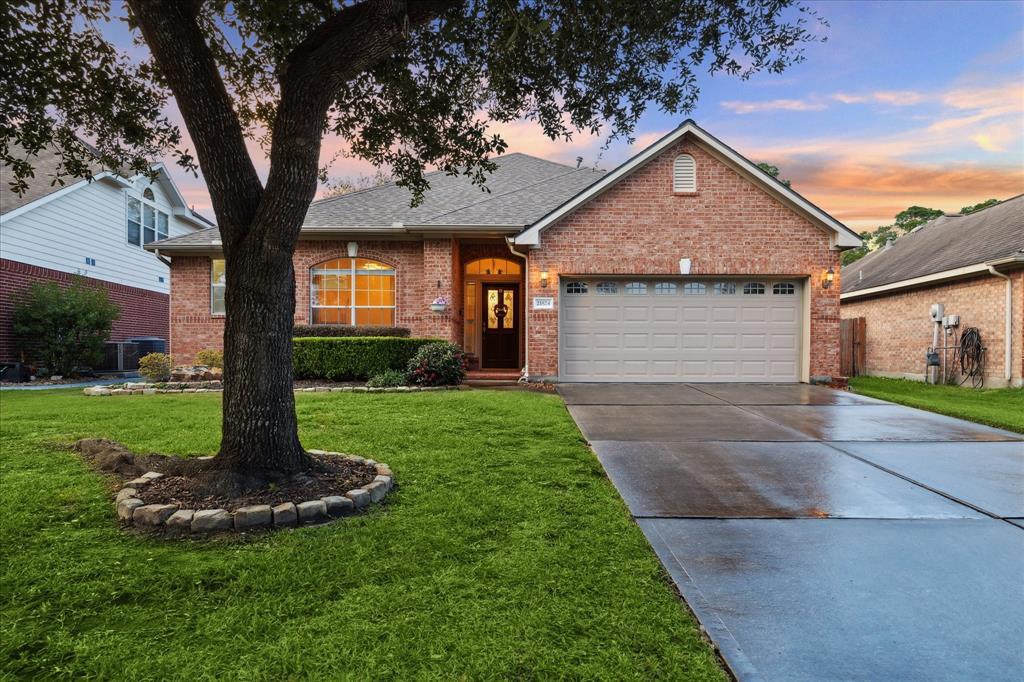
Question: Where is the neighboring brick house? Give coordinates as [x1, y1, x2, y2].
[149, 120, 861, 383]
[0, 146, 211, 365]
[841, 195, 1023, 387]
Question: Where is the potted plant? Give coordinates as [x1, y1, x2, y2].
[430, 296, 449, 313]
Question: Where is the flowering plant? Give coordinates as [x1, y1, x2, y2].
[431, 296, 449, 306]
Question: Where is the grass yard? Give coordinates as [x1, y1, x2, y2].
[850, 376, 1024, 433]
[0, 388, 724, 681]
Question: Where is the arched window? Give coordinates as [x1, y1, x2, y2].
[465, 258, 521, 276]
[673, 154, 696, 193]
[310, 258, 395, 325]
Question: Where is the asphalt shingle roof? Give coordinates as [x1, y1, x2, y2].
[842, 194, 1024, 294]
[0, 145, 71, 213]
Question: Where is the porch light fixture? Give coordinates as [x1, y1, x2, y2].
[822, 267, 835, 289]
[539, 270, 549, 288]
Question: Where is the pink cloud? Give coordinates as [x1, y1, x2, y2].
[721, 98, 828, 114]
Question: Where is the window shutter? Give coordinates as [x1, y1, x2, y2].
[673, 154, 696, 193]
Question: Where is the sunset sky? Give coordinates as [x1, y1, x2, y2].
[154, 1, 1024, 232]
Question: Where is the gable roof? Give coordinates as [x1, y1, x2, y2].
[841, 194, 1024, 298]
[302, 153, 604, 231]
[1, 144, 212, 229]
[513, 119, 862, 248]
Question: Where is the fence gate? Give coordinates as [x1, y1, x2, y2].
[840, 317, 866, 377]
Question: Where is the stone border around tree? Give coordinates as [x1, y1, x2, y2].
[115, 451, 394, 535]
[85, 383, 461, 396]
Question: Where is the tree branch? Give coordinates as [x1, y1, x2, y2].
[128, 0, 263, 246]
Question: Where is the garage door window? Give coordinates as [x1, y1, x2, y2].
[654, 282, 677, 295]
[565, 281, 588, 295]
[624, 282, 647, 295]
[683, 282, 706, 295]
[713, 282, 736, 295]
[743, 282, 766, 295]
[596, 282, 618, 295]
[773, 282, 796, 295]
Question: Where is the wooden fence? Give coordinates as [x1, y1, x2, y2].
[840, 317, 866, 377]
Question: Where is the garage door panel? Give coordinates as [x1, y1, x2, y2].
[560, 278, 802, 382]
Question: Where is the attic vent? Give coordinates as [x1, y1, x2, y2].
[673, 154, 696, 193]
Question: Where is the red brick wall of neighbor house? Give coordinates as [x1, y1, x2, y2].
[840, 272, 1024, 385]
[524, 140, 842, 379]
[0, 258, 169, 363]
[169, 240, 466, 364]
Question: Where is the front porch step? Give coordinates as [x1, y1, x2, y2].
[465, 370, 522, 381]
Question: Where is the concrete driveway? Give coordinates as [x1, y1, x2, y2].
[559, 383, 1024, 682]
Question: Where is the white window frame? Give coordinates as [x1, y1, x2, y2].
[211, 259, 226, 316]
[310, 257, 396, 326]
[126, 188, 169, 248]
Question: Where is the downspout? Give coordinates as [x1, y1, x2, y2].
[986, 264, 1012, 384]
[506, 236, 530, 382]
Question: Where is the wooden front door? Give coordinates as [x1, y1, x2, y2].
[481, 283, 519, 368]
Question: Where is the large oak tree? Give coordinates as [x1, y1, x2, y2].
[2, 0, 822, 492]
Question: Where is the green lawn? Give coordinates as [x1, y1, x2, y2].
[850, 376, 1024, 433]
[0, 388, 724, 681]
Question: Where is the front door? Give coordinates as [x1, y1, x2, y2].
[481, 283, 519, 368]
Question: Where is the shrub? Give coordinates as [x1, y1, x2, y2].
[407, 342, 467, 386]
[366, 369, 408, 388]
[292, 337, 437, 380]
[194, 348, 224, 368]
[291, 325, 410, 338]
[138, 352, 172, 381]
[11, 278, 120, 376]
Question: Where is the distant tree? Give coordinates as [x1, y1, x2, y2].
[841, 205, 944, 266]
[960, 198, 999, 215]
[756, 162, 791, 188]
[324, 169, 394, 198]
[12, 279, 120, 376]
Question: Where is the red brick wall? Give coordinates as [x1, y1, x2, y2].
[0, 258, 169, 363]
[525, 140, 842, 379]
[169, 240, 464, 364]
[841, 271, 1024, 386]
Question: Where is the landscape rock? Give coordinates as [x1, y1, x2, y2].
[115, 487, 138, 503]
[141, 471, 163, 480]
[166, 510, 195, 532]
[117, 498, 144, 521]
[134, 504, 177, 526]
[346, 489, 370, 508]
[234, 505, 273, 530]
[296, 500, 328, 523]
[192, 509, 232, 533]
[322, 495, 354, 517]
[272, 502, 298, 527]
[373, 475, 393, 491]
[126, 477, 151, 488]
[375, 465, 392, 477]
[366, 481, 387, 503]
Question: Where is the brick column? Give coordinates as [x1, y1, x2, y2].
[421, 239, 458, 342]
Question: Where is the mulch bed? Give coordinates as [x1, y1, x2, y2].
[136, 454, 378, 512]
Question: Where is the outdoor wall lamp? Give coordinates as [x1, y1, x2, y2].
[822, 267, 835, 289]
[539, 270, 549, 288]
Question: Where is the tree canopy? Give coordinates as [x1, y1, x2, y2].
[756, 161, 791, 188]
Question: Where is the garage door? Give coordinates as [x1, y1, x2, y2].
[559, 278, 802, 382]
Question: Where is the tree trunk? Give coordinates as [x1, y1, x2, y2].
[214, 233, 309, 489]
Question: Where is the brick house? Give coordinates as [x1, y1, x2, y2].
[149, 120, 861, 383]
[0, 146, 211, 365]
[841, 195, 1023, 387]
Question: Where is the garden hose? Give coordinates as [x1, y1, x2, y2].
[954, 327, 985, 388]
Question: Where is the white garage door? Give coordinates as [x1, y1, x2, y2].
[559, 278, 803, 382]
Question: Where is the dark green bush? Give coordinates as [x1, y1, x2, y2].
[366, 368, 408, 388]
[12, 278, 120, 376]
[407, 342, 467, 386]
[292, 325, 410, 338]
[292, 337, 437, 380]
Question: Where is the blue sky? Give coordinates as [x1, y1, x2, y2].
[158, 1, 1024, 231]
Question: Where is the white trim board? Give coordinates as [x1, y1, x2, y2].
[514, 120, 862, 249]
[840, 264, 993, 300]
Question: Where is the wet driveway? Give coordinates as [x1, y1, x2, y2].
[559, 383, 1024, 682]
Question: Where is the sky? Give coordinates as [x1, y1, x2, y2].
[152, 0, 1024, 232]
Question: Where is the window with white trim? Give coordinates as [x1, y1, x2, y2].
[654, 282, 677, 295]
[773, 282, 796, 295]
[624, 282, 647, 295]
[565, 281, 588, 295]
[596, 282, 618, 295]
[211, 259, 226, 315]
[672, 154, 696, 193]
[743, 282, 766, 295]
[310, 258, 396, 325]
[127, 190, 169, 247]
[683, 282, 706, 295]
[713, 282, 736, 295]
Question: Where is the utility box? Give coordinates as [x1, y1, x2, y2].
[930, 303, 945, 322]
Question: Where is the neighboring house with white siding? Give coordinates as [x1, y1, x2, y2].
[0, 146, 212, 365]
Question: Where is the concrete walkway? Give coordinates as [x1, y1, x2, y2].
[559, 383, 1024, 682]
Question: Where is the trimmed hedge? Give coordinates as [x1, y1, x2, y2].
[293, 337, 438, 380]
[292, 325, 410, 338]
